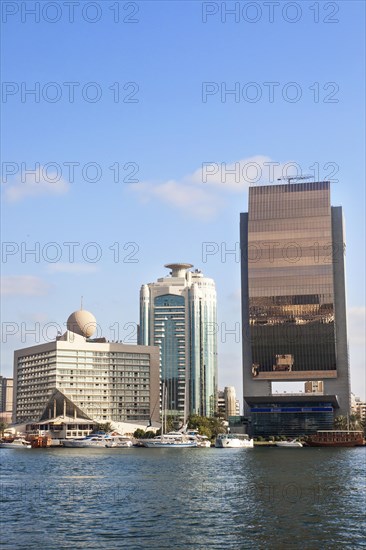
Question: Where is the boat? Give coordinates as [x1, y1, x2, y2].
[0, 437, 32, 449]
[142, 384, 197, 448]
[215, 433, 254, 448]
[63, 433, 133, 448]
[142, 432, 197, 448]
[186, 430, 211, 447]
[104, 436, 133, 448]
[306, 430, 364, 447]
[275, 439, 303, 447]
[62, 434, 111, 448]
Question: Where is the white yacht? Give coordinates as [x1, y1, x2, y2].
[186, 430, 211, 448]
[215, 433, 254, 448]
[275, 440, 303, 448]
[62, 433, 133, 448]
[105, 436, 133, 448]
[142, 432, 197, 448]
[0, 437, 32, 449]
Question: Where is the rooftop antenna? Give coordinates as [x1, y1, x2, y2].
[80, 296, 83, 310]
[277, 174, 314, 184]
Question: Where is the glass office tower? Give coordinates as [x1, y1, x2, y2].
[240, 181, 351, 425]
[139, 264, 218, 420]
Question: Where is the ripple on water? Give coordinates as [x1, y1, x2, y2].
[1, 447, 366, 549]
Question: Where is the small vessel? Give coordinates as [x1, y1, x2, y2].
[0, 437, 32, 449]
[63, 433, 133, 448]
[306, 430, 364, 447]
[186, 430, 211, 448]
[105, 436, 133, 448]
[142, 385, 197, 448]
[63, 434, 111, 448]
[215, 433, 254, 448]
[275, 439, 303, 448]
[142, 433, 197, 448]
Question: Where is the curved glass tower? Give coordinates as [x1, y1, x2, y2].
[139, 264, 217, 420]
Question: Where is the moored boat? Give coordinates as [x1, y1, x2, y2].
[105, 436, 133, 448]
[142, 433, 197, 448]
[306, 430, 364, 447]
[186, 430, 211, 447]
[62, 432, 134, 448]
[62, 434, 110, 448]
[215, 433, 254, 448]
[275, 439, 303, 448]
[0, 437, 32, 449]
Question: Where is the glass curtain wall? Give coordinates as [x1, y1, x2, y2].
[248, 181, 336, 374]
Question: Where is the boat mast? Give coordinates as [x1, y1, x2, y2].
[161, 382, 167, 436]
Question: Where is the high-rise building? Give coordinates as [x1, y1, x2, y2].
[240, 181, 351, 436]
[13, 309, 160, 426]
[139, 263, 217, 419]
[0, 376, 13, 413]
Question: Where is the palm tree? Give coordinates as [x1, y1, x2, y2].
[349, 414, 363, 430]
[334, 415, 348, 430]
[97, 422, 113, 433]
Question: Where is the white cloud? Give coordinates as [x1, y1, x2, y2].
[131, 180, 221, 221]
[3, 165, 69, 202]
[131, 155, 298, 219]
[191, 155, 292, 191]
[1, 276, 50, 296]
[47, 263, 98, 274]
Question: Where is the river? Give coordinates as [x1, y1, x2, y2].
[1, 446, 365, 549]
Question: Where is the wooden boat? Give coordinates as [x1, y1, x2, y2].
[306, 430, 364, 447]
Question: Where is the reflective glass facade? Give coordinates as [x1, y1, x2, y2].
[154, 294, 186, 415]
[139, 266, 218, 419]
[241, 181, 351, 419]
[189, 287, 217, 417]
[248, 181, 336, 373]
[250, 401, 334, 437]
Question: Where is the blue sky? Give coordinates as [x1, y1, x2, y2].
[1, 1, 365, 403]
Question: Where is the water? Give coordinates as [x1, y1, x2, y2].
[1, 447, 365, 549]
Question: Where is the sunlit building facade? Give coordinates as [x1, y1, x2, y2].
[240, 181, 351, 433]
[13, 309, 160, 425]
[139, 264, 218, 419]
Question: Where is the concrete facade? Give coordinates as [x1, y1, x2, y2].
[13, 311, 160, 425]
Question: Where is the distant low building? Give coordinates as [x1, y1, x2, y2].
[353, 397, 366, 422]
[235, 399, 240, 416]
[305, 381, 324, 394]
[217, 386, 239, 420]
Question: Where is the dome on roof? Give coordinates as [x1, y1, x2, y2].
[67, 309, 97, 338]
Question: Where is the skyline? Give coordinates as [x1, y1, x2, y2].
[1, 1, 365, 404]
